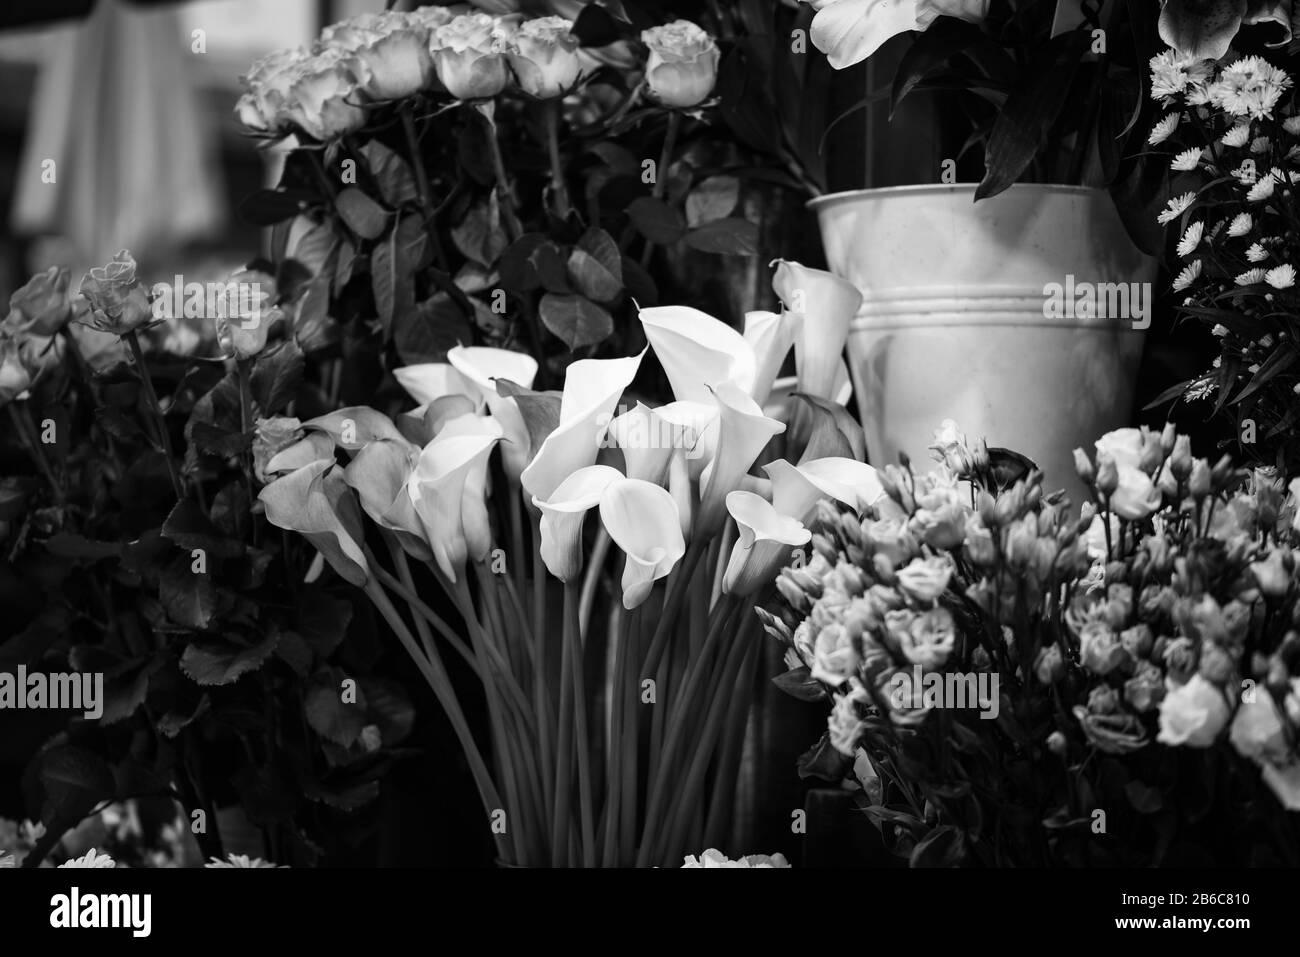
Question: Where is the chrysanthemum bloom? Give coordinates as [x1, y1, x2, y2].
[1156, 191, 1195, 225]
[1148, 113, 1179, 145]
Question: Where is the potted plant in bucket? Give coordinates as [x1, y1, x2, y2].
[802, 0, 1177, 500]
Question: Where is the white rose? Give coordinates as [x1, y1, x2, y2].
[1094, 427, 1145, 470]
[895, 555, 954, 604]
[1229, 692, 1289, 763]
[430, 13, 511, 100]
[505, 16, 585, 99]
[1109, 465, 1162, 520]
[641, 20, 721, 108]
[1157, 673, 1230, 748]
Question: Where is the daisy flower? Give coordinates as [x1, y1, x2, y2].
[1227, 212, 1253, 236]
[58, 848, 116, 868]
[1285, 115, 1300, 135]
[1186, 378, 1217, 400]
[1172, 259, 1203, 291]
[1222, 123, 1251, 147]
[1171, 147, 1203, 171]
[1247, 242, 1269, 262]
[1148, 113, 1179, 145]
[1209, 56, 1292, 119]
[1247, 173, 1277, 201]
[205, 854, 285, 868]
[1157, 191, 1195, 225]
[1177, 221, 1204, 256]
[1236, 267, 1267, 285]
[1265, 264, 1296, 288]
[1150, 49, 1215, 99]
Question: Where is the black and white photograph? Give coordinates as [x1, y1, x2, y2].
[0, 0, 1296, 937]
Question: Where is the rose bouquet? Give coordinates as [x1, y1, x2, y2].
[257, 257, 880, 867]
[764, 421, 1300, 866]
[1143, 47, 1300, 473]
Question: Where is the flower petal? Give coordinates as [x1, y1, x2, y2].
[639, 305, 756, 403]
[599, 477, 686, 609]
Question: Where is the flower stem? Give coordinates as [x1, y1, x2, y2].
[544, 98, 572, 220]
[476, 102, 524, 241]
[235, 358, 256, 526]
[400, 104, 449, 271]
[563, 580, 597, 866]
[640, 111, 681, 268]
[7, 402, 61, 502]
[124, 330, 183, 500]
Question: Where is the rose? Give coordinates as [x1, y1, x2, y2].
[1251, 548, 1292, 600]
[281, 50, 368, 140]
[1110, 465, 1162, 520]
[1035, 645, 1065, 684]
[16, 333, 65, 383]
[430, 13, 511, 100]
[77, 250, 155, 336]
[466, 0, 521, 12]
[641, 20, 721, 108]
[811, 622, 860, 685]
[505, 16, 584, 99]
[0, 338, 32, 406]
[216, 306, 281, 362]
[901, 606, 956, 669]
[1229, 691, 1290, 763]
[1157, 673, 1231, 747]
[252, 417, 304, 484]
[928, 418, 974, 474]
[1072, 705, 1149, 754]
[346, 17, 436, 100]
[1078, 621, 1128, 675]
[7, 267, 71, 335]
[861, 517, 918, 567]
[1095, 427, 1145, 470]
[895, 555, 953, 604]
[236, 47, 312, 132]
[1162, 635, 1199, 684]
[1119, 622, 1154, 660]
[1124, 661, 1166, 712]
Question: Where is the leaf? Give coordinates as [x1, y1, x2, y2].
[571, 2, 634, 46]
[576, 227, 623, 284]
[94, 407, 146, 443]
[394, 292, 473, 365]
[627, 197, 687, 245]
[539, 293, 614, 350]
[43, 533, 121, 561]
[371, 217, 423, 335]
[191, 421, 252, 458]
[499, 234, 571, 293]
[36, 746, 116, 828]
[451, 200, 509, 268]
[334, 187, 392, 240]
[305, 670, 366, 747]
[160, 553, 216, 630]
[975, 31, 1089, 201]
[682, 218, 761, 255]
[891, 17, 990, 117]
[1233, 347, 1295, 404]
[358, 140, 418, 208]
[685, 176, 740, 227]
[1125, 778, 1165, 814]
[715, 42, 782, 154]
[298, 588, 353, 658]
[179, 629, 281, 686]
[566, 248, 623, 303]
[771, 666, 828, 702]
[796, 731, 851, 782]
[1142, 378, 1195, 411]
[495, 378, 562, 456]
[909, 825, 965, 867]
[161, 499, 243, 559]
[250, 337, 304, 414]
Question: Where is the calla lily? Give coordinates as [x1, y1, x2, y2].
[668, 448, 694, 540]
[722, 490, 811, 596]
[772, 259, 862, 403]
[599, 477, 687, 610]
[303, 407, 405, 452]
[396, 395, 478, 446]
[520, 351, 643, 502]
[806, 0, 989, 70]
[342, 437, 430, 560]
[608, 401, 678, 485]
[697, 381, 786, 534]
[259, 459, 370, 586]
[743, 309, 801, 407]
[264, 431, 336, 476]
[639, 305, 755, 403]
[447, 345, 538, 482]
[655, 400, 718, 481]
[797, 457, 887, 512]
[533, 464, 622, 581]
[408, 431, 501, 581]
[434, 413, 505, 563]
[392, 363, 472, 406]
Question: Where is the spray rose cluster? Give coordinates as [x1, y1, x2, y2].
[764, 420, 1300, 866]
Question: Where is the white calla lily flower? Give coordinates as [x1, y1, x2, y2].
[432, 413, 505, 564]
[599, 476, 687, 609]
[408, 431, 501, 581]
[639, 305, 756, 403]
[392, 363, 473, 406]
[723, 490, 811, 596]
[698, 381, 786, 534]
[743, 309, 801, 407]
[260, 459, 370, 587]
[447, 345, 538, 483]
[533, 465, 622, 581]
[342, 437, 430, 560]
[772, 260, 862, 403]
[520, 351, 644, 502]
[607, 401, 679, 485]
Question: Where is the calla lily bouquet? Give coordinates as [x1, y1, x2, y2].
[765, 419, 1300, 866]
[258, 258, 884, 866]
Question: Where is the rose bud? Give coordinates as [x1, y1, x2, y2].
[641, 20, 721, 109]
[1073, 447, 1096, 485]
[429, 13, 511, 100]
[0, 338, 33, 406]
[77, 250, 155, 336]
[505, 16, 584, 99]
[1170, 434, 1193, 480]
[7, 266, 72, 336]
[1188, 458, 1212, 499]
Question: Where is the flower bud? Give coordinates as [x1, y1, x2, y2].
[1188, 458, 1212, 499]
[1160, 420, 1177, 454]
[1035, 645, 1066, 684]
[1170, 434, 1193, 480]
[7, 266, 72, 335]
[77, 250, 155, 336]
[1072, 447, 1095, 485]
[1046, 730, 1068, 755]
[1095, 451, 1119, 495]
